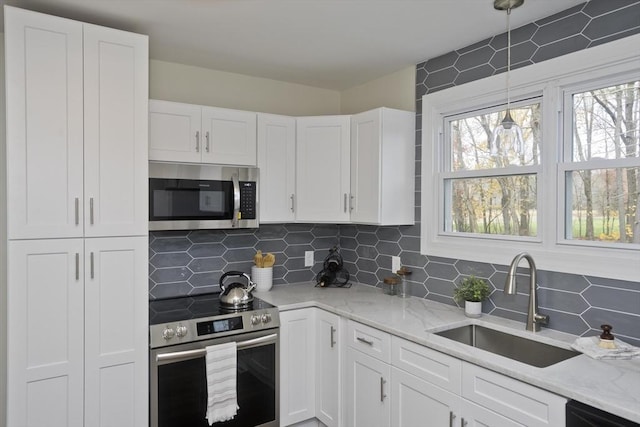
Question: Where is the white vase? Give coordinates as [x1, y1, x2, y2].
[464, 300, 482, 318]
[251, 266, 273, 292]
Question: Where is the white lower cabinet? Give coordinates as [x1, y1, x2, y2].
[391, 336, 566, 427]
[280, 309, 316, 426]
[346, 348, 391, 427]
[315, 310, 342, 427]
[7, 237, 148, 427]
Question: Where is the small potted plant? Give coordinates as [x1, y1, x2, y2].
[453, 276, 491, 318]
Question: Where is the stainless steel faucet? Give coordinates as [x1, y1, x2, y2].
[504, 252, 549, 332]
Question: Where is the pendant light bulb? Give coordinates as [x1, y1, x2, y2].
[491, 4, 524, 157]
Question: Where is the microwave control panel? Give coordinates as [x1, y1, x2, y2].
[239, 181, 257, 219]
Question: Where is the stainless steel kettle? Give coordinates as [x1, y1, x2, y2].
[219, 271, 256, 307]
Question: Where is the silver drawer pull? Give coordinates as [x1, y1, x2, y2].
[195, 131, 200, 152]
[89, 198, 94, 225]
[205, 131, 210, 152]
[330, 326, 336, 348]
[449, 411, 456, 427]
[290, 194, 295, 212]
[356, 336, 373, 346]
[380, 377, 386, 402]
[90, 252, 94, 279]
[75, 253, 79, 280]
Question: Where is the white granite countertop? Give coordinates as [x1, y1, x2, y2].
[255, 282, 640, 424]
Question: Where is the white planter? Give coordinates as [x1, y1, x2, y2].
[251, 266, 273, 292]
[464, 300, 482, 318]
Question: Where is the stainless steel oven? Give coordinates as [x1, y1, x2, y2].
[149, 293, 279, 427]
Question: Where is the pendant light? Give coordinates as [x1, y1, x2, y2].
[490, 0, 524, 157]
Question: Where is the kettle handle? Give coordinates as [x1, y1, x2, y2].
[219, 271, 251, 291]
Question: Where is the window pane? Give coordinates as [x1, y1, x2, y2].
[449, 103, 541, 171]
[447, 175, 537, 236]
[572, 81, 640, 161]
[566, 167, 639, 244]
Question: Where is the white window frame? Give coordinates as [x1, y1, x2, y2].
[421, 33, 640, 282]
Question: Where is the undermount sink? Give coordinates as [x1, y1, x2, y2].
[435, 324, 580, 368]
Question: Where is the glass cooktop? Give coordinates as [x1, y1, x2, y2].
[149, 292, 276, 326]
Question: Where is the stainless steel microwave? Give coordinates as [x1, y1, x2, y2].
[149, 162, 259, 231]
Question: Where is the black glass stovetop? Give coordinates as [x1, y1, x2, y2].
[149, 292, 276, 326]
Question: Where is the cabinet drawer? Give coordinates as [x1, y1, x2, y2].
[347, 320, 391, 363]
[391, 336, 461, 395]
[462, 363, 566, 427]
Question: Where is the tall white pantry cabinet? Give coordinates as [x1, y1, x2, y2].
[4, 6, 149, 427]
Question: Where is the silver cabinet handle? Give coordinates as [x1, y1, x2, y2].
[205, 131, 210, 152]
[75, 253, 80, 280]
[89, 198, 94, 225]
[290, 194, 295, 212]
[90, 252, 94, 279]
[349, 193, 354, 212]
[330, 326, 336, 348]
[449, 411, 456, 427]
[344, 193, 347, 213]
[75, 198, 79, 225]
[380, 377, 386, 402]
[460, 418, 467, 427]
[195, 131, 200, 152]
[356, 336, 373, 346]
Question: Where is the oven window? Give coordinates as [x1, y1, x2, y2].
[157, 343, 276, 427]
[150, 178, 233, 221]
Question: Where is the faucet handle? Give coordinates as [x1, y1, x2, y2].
[534, 313, 549, 325]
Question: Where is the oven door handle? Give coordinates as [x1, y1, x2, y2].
[155, 333, 278, 363]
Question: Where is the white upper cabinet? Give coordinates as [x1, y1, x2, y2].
[149, 100, 202, 163]
[5, 8, 84, 239]
[350, 107, 415, 225]
[149, 100, 257, 166]
[83, 24, 149, 237]
[5, 7, 148, 239]
[257, 113, 296, 223]
[202, 106, 257, 166]
[296, 116, 351, 223]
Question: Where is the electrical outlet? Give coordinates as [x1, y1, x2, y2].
[392, 256, 401, 273]
[305, 251, 314, 267]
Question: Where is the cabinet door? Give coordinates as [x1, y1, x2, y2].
[316, 310, 342, 427]
[391, 367, 460, 427]
[149, 100, 202, 163]
[7, 239, 85, 427]
[5, 7, 84, 239]
[350, 109, 381, 224]
[202, 106, 257, 166]
[84, 236, 148, 427]
[296, 116, 351, 222]
[83, 25, 149, 237]
[257, 113, 296, 223]
[280, 309, 316, 426]
[346, 348, 391, 427]
[350, 108, 415, 225]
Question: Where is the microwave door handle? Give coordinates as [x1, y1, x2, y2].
[232, 173, 240, 227]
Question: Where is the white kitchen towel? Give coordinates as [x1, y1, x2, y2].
[205, 342, 239, 425]
[571, 336, 640, 360]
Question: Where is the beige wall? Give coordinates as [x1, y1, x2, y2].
[340, 65, 416, 114]
[150, 60, 416, 116]
[150, 60, 342, 116]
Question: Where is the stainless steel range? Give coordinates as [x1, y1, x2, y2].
[149, 292, 280, 427]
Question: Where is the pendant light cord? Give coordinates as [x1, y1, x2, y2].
[506, 8, 512, 113]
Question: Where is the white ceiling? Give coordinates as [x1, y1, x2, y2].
[0, 0, 584, 90]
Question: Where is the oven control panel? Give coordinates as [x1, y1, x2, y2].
[149, 307, 280, 348]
